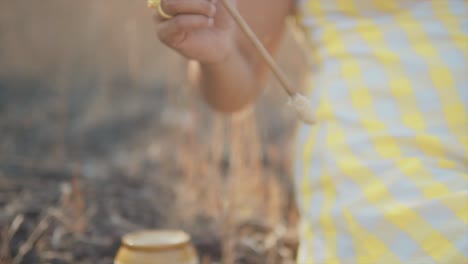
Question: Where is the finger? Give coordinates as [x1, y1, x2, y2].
[157, 14, 214, 47]
[152, 9, 165, 24]
[162, 0, 216, 18]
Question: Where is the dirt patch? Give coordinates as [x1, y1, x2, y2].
[0, 1, 306, 263]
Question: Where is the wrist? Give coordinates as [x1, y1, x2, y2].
[199, 33, 238, 67]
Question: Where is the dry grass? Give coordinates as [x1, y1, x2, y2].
[0, 1, 307, 263]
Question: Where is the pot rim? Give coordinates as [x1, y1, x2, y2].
[121, 230, 191, 252]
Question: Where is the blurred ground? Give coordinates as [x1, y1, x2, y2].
[0, 1, 308, 263]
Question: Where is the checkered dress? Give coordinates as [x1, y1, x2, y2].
[294, 0, 468, 263]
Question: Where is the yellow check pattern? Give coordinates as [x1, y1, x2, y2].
[294, 0, 468, 263]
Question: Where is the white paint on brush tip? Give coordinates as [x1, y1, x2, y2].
[288, 93, 315, 125]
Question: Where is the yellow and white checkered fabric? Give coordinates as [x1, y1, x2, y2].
[294, 0, 468, 263]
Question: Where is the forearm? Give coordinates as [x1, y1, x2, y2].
[197, 48, 265, 113]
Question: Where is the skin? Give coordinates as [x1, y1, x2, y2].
[153, 0, 295, 113]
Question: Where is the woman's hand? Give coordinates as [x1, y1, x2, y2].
[153, 0, 237, 64]
[151, 0, 293, 112]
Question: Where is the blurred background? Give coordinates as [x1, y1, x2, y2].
[0, 1, 308, 263]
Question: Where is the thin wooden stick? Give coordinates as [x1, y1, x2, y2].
[219, 0, 315, 124]
[219, 0, 295, 97]
[12, 214, 51, 264]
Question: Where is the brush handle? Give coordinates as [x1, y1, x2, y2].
[219, 0, 295, 97]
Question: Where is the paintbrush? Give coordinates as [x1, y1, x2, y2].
[219, 0, 315, 125]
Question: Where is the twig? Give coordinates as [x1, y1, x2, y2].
[8, 215, 24, 240]
[0, 214, 25, 261]
[12, 214, 51, 264]
[48, 208, 111, 247]
[74, 235, 113, 247]
[48, 208, 75, 232]
[40, 251, 73, 262]
[110, 213, 144, 232]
